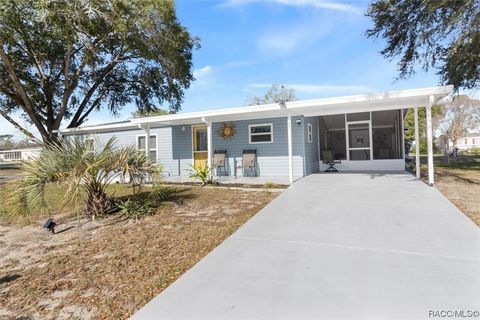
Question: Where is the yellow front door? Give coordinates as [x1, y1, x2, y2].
[193, 125, 208, 169]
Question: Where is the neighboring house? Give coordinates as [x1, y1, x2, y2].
[0, 147, 42, 162]
[456, 133, 480, 151]
[58, 86, 452, 184]
[436, 133, 480, 155]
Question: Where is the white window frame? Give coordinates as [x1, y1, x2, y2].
[307, 123, 313, 143]
[248, 123, 273, 144]
[136, 133, 158, 163]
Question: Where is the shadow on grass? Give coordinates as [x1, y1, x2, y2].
[434, 170, 480, 185]
[0, 274, 21, 285]
[114, 185, 198, 207]
[417, 155, 480, 170]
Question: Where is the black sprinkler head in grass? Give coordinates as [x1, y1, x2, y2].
[43, 218, 56, 234]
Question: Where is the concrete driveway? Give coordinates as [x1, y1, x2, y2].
[133, 173, 480, 320]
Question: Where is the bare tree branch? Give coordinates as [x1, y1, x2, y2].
[0, 45, 49, 139]
[0, 109, 41, 143]
[67, 58, 121, 128]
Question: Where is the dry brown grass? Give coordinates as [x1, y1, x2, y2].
[0, 186, 278, 319]
[427, 167, 480, 226]
[416, 155, 480, 226]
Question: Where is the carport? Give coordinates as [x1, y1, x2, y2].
[134, 173, 480, 319]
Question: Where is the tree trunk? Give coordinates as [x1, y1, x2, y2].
[86, 189, 110, 220]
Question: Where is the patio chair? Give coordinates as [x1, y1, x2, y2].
[242, 149, 257, 177]
[213, 149, 227, 176]
[322, 150, 341, 172]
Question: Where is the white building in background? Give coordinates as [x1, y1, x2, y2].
[436, 133, 480, 155]
[456, 133, 480, 151]
[0, 147, 42, 161]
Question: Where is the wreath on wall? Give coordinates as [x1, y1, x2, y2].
[218, 123, 236, 139]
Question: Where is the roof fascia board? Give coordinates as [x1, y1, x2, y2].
[59, 86, 453, 134]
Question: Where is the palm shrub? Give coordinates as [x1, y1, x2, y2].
[5, 138, 159, 221]
[188, 164, 213, 186]
[116, 199, 153, 221]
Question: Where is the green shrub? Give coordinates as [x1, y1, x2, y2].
[188, 165, 213, 186]
[116, 199, 153, 221]
[5, 138, 157, 221]
[264, 182, 275, 189]
[467, 147, 480, 155]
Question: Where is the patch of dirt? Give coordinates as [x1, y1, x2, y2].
[0, 186, 278, 319]
[422, 167, 480, 226]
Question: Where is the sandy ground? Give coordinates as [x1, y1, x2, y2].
[431, 167, 480, 226]
[0, 186, 278, 319]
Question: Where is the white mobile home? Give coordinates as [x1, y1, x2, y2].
[0, 147, 42, 162]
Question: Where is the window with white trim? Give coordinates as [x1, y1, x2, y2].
[307, 123, 313, 143]
[3, 151, 21, 160]
[249, 124, 273, 144]
[137, 134, 157, 163]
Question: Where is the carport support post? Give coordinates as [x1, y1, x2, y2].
[287, 114, 293, 184]
[426, 95, 435, 186]
[414, 107, 420, 179]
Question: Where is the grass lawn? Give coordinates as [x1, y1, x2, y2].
[0, 182, 279, 319]
[420, 155, 480, 226]
[0, 163, 26, 185]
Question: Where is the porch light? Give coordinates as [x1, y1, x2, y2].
[181, 126, 186, 132]
[43, 218, 56, 234]
[296, 119, 302, 125]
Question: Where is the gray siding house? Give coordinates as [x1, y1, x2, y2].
[59, 86, 452, 185]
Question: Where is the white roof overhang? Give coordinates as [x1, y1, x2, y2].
[59, 85, 453, 134]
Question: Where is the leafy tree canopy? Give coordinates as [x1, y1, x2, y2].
[131, 108, 170, 118]
[366, 0, 479, 90]
[0, 0, 199, 142]
[404, 105, 443, 154]
[247, 84, 298, 106]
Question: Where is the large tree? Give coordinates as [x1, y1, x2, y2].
[247, 84, 297, 106]
[366, 0, 479, 90]
[437, 95, 480, 150]
[403, 105, 444, 154]
[0, 0, 199, 142]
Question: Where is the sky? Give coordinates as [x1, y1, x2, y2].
[1, 0, 445, 140]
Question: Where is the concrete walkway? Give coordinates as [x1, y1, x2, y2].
[133, 173, 480, 320]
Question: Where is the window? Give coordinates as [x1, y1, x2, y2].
[307, 123, 313, 143]
[137, 134, 157, 163]
[3, 151, 21, 160]
[249, 124, 273, 144]
[465, 139, 468, 145]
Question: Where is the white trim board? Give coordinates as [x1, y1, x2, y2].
[58, 86, 453, 134]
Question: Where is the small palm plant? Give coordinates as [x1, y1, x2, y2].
[188, 164, 213, 186]
[6, 138, 159, 221]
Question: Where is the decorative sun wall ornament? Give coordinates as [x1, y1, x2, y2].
[218, 123, 236, 139]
